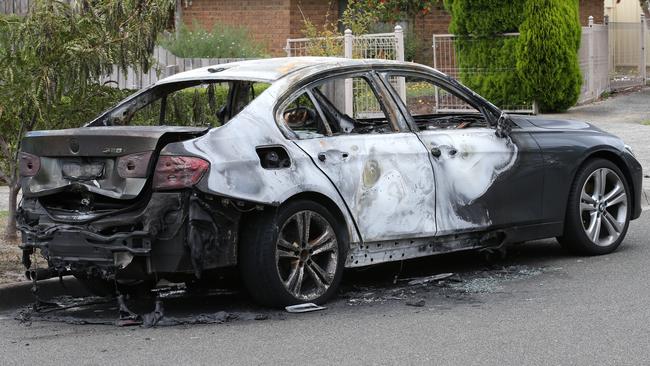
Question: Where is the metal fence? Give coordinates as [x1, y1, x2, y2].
[285, 26, 405, 117]
[609, 15, 648, 90]
[285, 26, 403, 61]
[432, 17, 640, 113]
[432, 33, 536, 114]
[579, 17, 610, 104]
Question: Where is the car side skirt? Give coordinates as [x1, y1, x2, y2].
[346, 221, 563, 268]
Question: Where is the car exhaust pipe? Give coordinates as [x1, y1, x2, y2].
[25, 268, 70, 281]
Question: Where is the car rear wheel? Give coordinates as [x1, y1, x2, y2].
[558, 158, 631, 255]
[239, 200, 346, 308]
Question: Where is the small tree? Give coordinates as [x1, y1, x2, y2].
[516, 0, 582, 112]
[444, 0, 530, 109]
[0, 0, 175, 239]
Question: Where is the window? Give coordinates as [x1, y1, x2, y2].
[282, 75, 396, 139]
[386, 74, 487, 130]
[98, 80, 269, 127]
[282, 92, 329, 139]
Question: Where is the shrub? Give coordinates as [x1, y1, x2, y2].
[454, 36, 531, 109]
[516, 0, 582, 112]
[160, 21, 268, 58]
[444, 0, 526, 36]
[444, 0, 530, 109]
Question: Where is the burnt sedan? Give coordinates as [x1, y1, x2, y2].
[17, 58, 642, 307]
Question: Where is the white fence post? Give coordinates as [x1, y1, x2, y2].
[642, 14, 647, 84]
[285, 38, 291, 57]
[394, 25, 407, 102]
[344, 29, 354, 116]
[588, 16, 595, 100]
[395, 25, 404, 62]
[432, 35, 440, 111]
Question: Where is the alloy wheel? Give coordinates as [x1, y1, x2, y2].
[580, 168, 628, 246]
[275, 210, 339, 301]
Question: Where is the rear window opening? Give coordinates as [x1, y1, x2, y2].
[92, 80, 270, 127]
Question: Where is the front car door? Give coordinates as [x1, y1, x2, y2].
[278, 71, 437, 243]
[380, 71, 545, 236]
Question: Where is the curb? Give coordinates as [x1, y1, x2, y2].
[0, 277, 85, 312]
[643, 189, 650, 212]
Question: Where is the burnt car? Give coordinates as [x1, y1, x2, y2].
[17, 57, 642, 307]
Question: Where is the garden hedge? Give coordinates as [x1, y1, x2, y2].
[444, 0, 582, 112]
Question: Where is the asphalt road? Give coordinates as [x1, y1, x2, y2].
[0, 89, 649, 365]
[1, 211, 650, 365]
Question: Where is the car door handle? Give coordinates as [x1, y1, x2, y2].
[430, 147, 442, 158]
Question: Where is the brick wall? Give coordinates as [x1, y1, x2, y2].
[580, 0, 605, 24]
[413, 4, 452, 65]
[180, 0, 604, 58]
[180, 0, 292, 56]
[289, 0, 339, 39]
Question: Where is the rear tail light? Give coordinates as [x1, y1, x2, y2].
[18, 152, 41, 177]
[153, 155, 209, 190]
[117, 151, 154, 178]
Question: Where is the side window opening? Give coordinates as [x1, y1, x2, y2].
[282, 91, 331, 139]
[282, 75, 396, 139]
[98, 80, 270, 127]
[385, 74, 488, 131]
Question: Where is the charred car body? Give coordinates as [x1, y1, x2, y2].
[18, 58, 642, 307]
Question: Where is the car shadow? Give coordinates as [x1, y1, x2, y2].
[5, 239, 573, 327]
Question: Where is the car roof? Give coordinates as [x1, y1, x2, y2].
[156, 57, 431, 85]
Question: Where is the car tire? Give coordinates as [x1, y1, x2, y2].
[557, 158, 631, 255]
[239, 200, 347, 308]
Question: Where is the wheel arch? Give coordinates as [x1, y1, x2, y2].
[279, 191, 358, 246]
[578, 149, 637, 214]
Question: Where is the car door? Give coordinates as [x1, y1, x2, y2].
[381, 71, 545, 236]
[280, 72, 437, 243]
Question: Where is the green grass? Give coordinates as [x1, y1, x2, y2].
[641, 120, 650, 126]
[0, 211, 9, 219]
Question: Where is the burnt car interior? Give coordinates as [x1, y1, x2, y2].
[92, 80, 270, 127]
[282, 75, 395, 139]
[382, 73, 490, 131]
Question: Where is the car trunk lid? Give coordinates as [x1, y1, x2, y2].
[20, 126, 207, 220]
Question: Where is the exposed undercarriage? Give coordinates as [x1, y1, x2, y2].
[18, 190, 253, 285]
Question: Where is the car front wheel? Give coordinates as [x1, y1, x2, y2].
[239, 200, 346, 308]
[558, 158, 631, 255]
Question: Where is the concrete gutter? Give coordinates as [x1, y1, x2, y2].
[0, 277, 85, 312]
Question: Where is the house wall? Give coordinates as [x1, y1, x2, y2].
[605, 0, 643, 22]
[580, 0, 605, 24]
[289, 0, 339, 38]
[179, 0, 292, 56]
[180, 0, 605, 58]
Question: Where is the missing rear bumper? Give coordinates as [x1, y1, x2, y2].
[18, 191, 245, 280]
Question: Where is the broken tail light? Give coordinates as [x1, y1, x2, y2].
[18, 152, 41, 177]
[153, 155, 209, 190]
[117, 151, 154, 178]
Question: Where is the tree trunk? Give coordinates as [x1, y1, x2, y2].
[4, 183, 20, 240]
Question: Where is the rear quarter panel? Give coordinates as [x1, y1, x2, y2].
[159, 84, 362, 244]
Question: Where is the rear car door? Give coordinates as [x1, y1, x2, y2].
[280, 72, 437, 243]
[381, 72, 545, 236]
